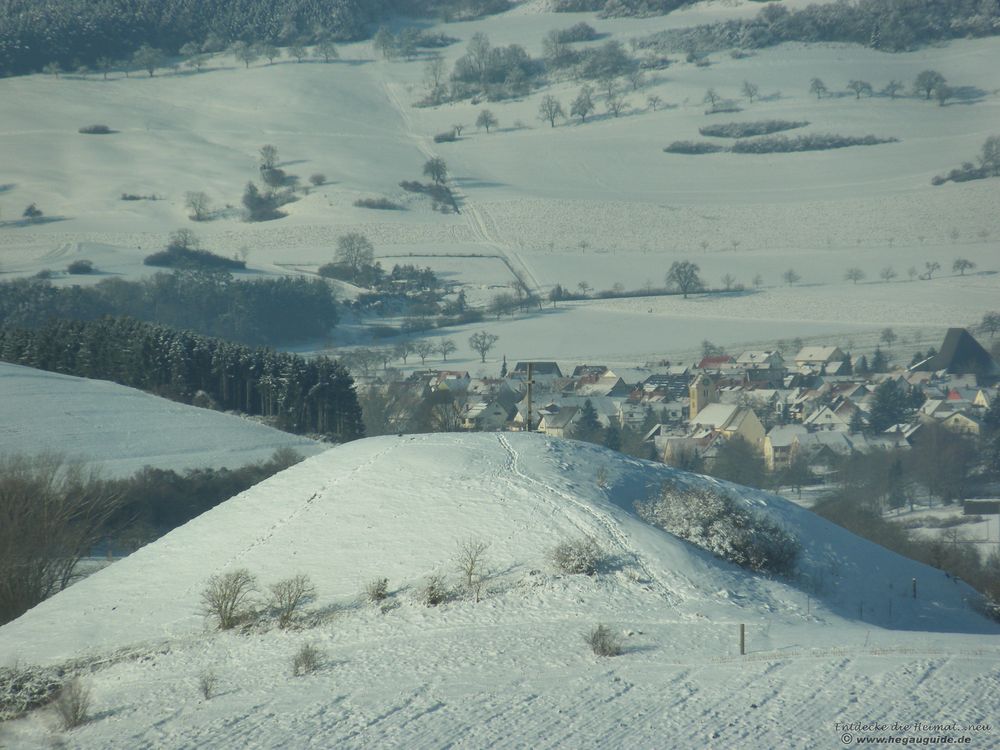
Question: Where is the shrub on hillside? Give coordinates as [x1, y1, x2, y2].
[53, 677, 91, 730]
[663, 141, 724, 154]
[549, 536, 608, 575]
[201, 568, 258, 630]
[66, 259, 94, 274]
[144, 246, 245, 270]
[354, 197, 404, 210]
[78, 124, 113, 134]
[0, 664, 63, 722]
[292, 644, 323, 676]
[584, 624, 623, 656]
[635, 483, 800, 576]
[419, 575, 449, 606]
[554, 22, 599, 42]
[731, 133, 898, 153]
[365, 577, 389, 603]
[434, 130, 458, 143]
[699, 120, 809, 138]
[705, 104, 742, 115]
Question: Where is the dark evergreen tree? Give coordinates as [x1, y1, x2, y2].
[708, 436, 766, 488]
[867, 379, 911, 433]
[571, 399, 603, 443]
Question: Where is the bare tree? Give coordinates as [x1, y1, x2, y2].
[259, 144, 279, 171]
[952, 258, 975, 276]
[0, 455, 122, 625]
[438, 339, 457, 361]
[132, 44, 165, 77]
[200, 568, 258, 630]
[914, 70, 946, 100]
[703, 88, 721, 110]
[538, 95, 565, 128]
[847, 80, 873, 99]
[880, 328, 897, 348]
[924, 261, 941, 279]
[336, 232, 375, 270]
[455, 538, 490, 602]
[782, 268, 801, 286]
[288, 42, 308, 63]
[570, 86, 595, 123]
[605, 94, 627, 118]
[184, 191, 212, 221]
[809, 77, 827, 100]
[741, 80, 759, 103]
[646, 94, 663, 111]
[424, 56, 447, 100]
[415, 340, 436, 365]
[260, 43, 281, 64]
[468, 331, 499, 362]
[881, 80, 904, 99]
[316, 39, 339, 63]
[268, 574, 316, 628]
[665, 261, 703, 299]
[979, 312, 1000, 338]
[879, 266, 897, 282]
[231, 41, 259, 68]
[476, 109, 499, 133]
[626, 69, 645, 91]
[393, 340, 415, 364]
[844, 267, 865, 284]
[423, 157, 448, 185]
[721, 273, 736, 291]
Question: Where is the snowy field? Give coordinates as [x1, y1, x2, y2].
[0, 362, 323, 476]
[0, 6, 998, 366]
[1, 433, 998, 749]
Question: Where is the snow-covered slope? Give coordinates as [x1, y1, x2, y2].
[0, 362, 324, 475]
[2, 434, 997, 748]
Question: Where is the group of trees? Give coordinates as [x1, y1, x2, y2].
[641, 0, 1000, 57]
[0, 0, 379, 76]
[0, 270, 340, 348]
[0, 316, 364, 440]
[808, 70, 954, 104]
[932, 135, 1000, 186]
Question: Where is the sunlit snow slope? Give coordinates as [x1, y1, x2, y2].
[2, 434, 997, 748]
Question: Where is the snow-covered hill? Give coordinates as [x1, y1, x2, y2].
[2, 433, 997, 748]
[0, 362, 324, 475]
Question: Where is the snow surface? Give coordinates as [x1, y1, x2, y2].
[1, 433, 997, 748]
[0, 362, 324, 476]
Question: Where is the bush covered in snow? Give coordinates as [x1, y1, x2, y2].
[0, 663, 63, 721]
[636, 484, 800, 576]
[365, 577, 389, 604]
[549, 536, 609, 576]
[584, 624, 623, 657]
[419, 575, 450, 606]
[731, 133, 897, 154]
[663, 141, 724, 154]
[699, 120, 809, 138]
[292, 644, 323, 676]
[53, 677, 91, 730]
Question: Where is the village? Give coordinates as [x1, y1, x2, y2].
[353, 327, 1000, 501]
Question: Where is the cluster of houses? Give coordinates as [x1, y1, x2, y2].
[362, 328, 998, 472]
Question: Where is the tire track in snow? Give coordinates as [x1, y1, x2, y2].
[496, 434, 677, 605]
